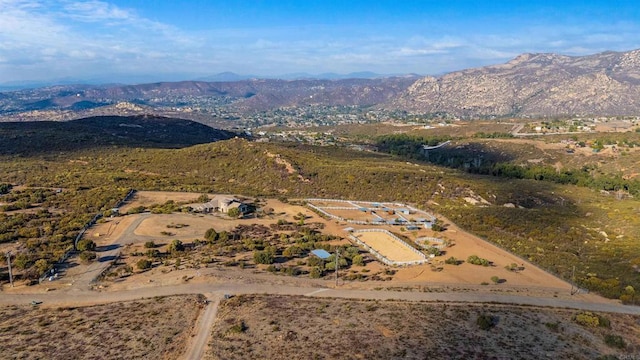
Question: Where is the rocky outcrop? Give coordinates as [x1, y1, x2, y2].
[391, 49, 640, 117]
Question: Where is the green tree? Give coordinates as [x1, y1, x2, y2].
[204, 228, 218, 242]
[12, 253, 31, 270]
[352, 254, 364, 266]
[253, 250, 274, 264]
[283, 245, 302, 258]
[227, 207, 241, 218]
[136, 259, 152, 270]
[79, 251, 97, 263]
[34, 259, 49, 274]
[169, 239, 185, 253]
[309, 266, 323, 278]
[77, 239, 96, 252]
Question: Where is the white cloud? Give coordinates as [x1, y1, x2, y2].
[1, 1, 640, 83]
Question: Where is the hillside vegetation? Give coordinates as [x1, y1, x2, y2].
[209, 294, 640, 359]
[1, 121, 639, 303]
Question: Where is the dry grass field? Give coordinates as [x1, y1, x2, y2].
[208, 294, 640, 360]
[0, 295, 204, 360]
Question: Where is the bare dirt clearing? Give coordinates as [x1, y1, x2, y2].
[0, 295, 204, 360]
[208, 294, 640, 360]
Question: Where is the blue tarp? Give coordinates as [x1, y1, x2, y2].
[310, 249, 332, 259]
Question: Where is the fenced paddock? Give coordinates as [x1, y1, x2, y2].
[349, 229, 429, 266]
[306, 198, 435, 225]
[415, 237, 448, 250]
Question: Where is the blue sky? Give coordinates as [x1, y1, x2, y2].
[1, 0, 640, 84]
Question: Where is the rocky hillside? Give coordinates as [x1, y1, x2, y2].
[391, 49, 640, 118]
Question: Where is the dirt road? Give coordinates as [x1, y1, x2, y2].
[182, 293, 221, 360]
[2, 282, 638, 315]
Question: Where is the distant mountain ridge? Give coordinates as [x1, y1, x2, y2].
[196, 71, 399, 82]
[391, 49, 640, 117]
[0, 76, 420, 117]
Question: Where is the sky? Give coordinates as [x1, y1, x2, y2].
[1, 0, 640, 85]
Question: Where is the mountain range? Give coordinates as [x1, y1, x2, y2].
[2, 49, 640, 119]
[392, 49, 640, 118]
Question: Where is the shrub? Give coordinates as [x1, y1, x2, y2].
[127, 206, 146, 214]
[0, 183, 12, 195]
[78, 251, 96, 263]
[491, 276, 500, 284]
[307, 256, 324, 267]
[205, 228, 218, 242]
[467, 255, 490, 266]
[227, 207, 241, 218]
[309, 266, 323, 278]
[254, 250, 274, 264]
[445, 256, 461, 265]
[168, 239, 184, 253]
[144, 241, 156, 249]
[136, 259, 152, 270]
[545, 322, 560, 332]
[146, 249, 161, 258]
[431, 218, 446, 232]
[283, 245, 302, 258]
[76, 239, 96, 252]
[227, 320, 247, 334]
[604, 334, 626, 349]
[477, 314, 496, 330]
[352, 254, 364, 266]
[573, 312, 601, 327]
[505, 263, 523, 272]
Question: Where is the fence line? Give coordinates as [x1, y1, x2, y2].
[415, 236, 447, 250]
[348, 229, 429, 267]
[306, 200, 435, 226]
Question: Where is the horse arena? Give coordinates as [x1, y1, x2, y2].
[350, 230, 428, 265]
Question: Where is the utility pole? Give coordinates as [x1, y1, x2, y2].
[6, 251, 14, 287]
[335, 248, 340, 287]
[570, 265, 577, 295]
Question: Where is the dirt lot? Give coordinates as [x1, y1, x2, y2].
[0, 295, 204, 360]
[208, 294, 640, 360]
[354, 231, 425, 262]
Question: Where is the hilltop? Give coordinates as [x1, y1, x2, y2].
[0, 115, 238, 155]
[391, 49, 640, 118]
